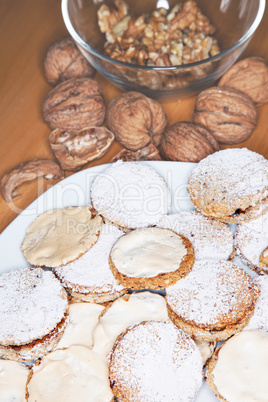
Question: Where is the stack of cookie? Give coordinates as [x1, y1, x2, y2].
[1, 150, 268, 401]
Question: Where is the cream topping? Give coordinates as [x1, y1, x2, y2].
[212, 330, 268, 402]
[21, 207, 103, 267]
[90, 161, 171, 229]
[0, 359, 29, 402]
[56, 303, 105, 350]
[110, 227, 187, 278]
[27, 346, 113, 402]
[93, 291, 169, 358]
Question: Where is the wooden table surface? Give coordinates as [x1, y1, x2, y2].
[0, 0, 268, 234]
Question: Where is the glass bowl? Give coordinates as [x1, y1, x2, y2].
[61, 0, 266, 100]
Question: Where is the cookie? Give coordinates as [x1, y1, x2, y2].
[166, 260, 259, 342]
[0, 267, 68, 361]
[92, 291, 169, 359]
[244, 275, 268, 332]
[235, 210, 268, 274]
[206, 330, 268, 402]
[0, 359, 29, 401]
[27, 345, 114, 402]
[158, 211, 234, 261]
[21, 206, 103, 267]
[90, 161, 171, 229]
[54, 223, 128, 303]
[109, 227, 195, 290]
[109, 321, 203, 402]
[187, 148, 268, 223]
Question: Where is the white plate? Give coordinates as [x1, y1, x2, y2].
[0, 160, 218, 401]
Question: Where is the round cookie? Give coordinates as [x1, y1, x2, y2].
[27, 345, 114, 402]
[109, 321, 203, 402]
[21, 206, 103, 267]
[235, 210, 268, 274]
[54, 223, 128, 303]
[244, 275, 268, 332]
[93, 291, 169, 359]
[165, 260, 260, 342]
[0, 359, 29, 401]
[90, 161, 171, 229]
[187, 148, 268, 223]
[158, 211, 234, 261]
[206, 330, 268, 402]
[109, 227, 195, 290]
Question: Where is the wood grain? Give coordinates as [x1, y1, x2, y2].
[0, 0, 267, 233]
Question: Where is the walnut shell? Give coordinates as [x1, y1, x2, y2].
[161, 121, 219, 162]
[44, 37, 95, 86]
[218, 57, 268, 106]
[43, 78, 106, 130]
[106, 91, 167, 151]
[111, 143, 162, 162]
[193, 86, 258, 144]
[49, 127, 115, 171]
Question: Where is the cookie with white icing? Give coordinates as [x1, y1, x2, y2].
[109, 227, 195, 290]
[187, 148, 268, 224]
[54, 223, 128, 303]
[0, 267, 68, 361]
[206, 330, 268, 402]
[90, 161, 171, 229]
[235, 210, 268, 274]
[166, 260, 260, 342]
[158, 211, 234, 261]
[27, 345, 114, 402]
[92, 291, 169, 359]
[21, 206, 103, 268]
[0, 359, 29, 401]
[109, 321, 203, 402]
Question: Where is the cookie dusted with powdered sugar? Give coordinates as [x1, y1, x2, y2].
[109, 321, 203, 402]
[0, 267, 68, 361]
[90, 161, 171, 229]
[166, 260, 259, 342]
[54, 223, 128, 303]
[206, 330, 268, 402]
[244, 275, 268, 332]
[187, 148, 268, 224]
[109, 227, 195, 290]
[21, 206, 103, 268]
[158, 211, 234, 261]
[235, 210, 268, 274]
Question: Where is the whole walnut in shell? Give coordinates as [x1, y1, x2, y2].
[43, 77, 106, 130]
[161, 121, 219, 162]
[218, 57, 268, 106]
[106, 91, 167, 151]
[44, 37, 95, 86]
[193, 86, 258, 144]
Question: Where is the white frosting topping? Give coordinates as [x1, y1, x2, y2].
[109, 321, 203, 401]
[27, 346, 113, 402]
[0, 360, 29, 402]
[245, 276, 268, 332]
[235, 210, 268, 269]
[90, 161, 171, 229]
[110, 227, 187, 278]
[212, 330, 268, 402]
[0, 268, 68, 346]
[54, 223, 125, 294]
[93, 291, 169, 358]
[21, 207, 103, 267]
[158, 211, 233, 260]
[56, 303, 105, 350]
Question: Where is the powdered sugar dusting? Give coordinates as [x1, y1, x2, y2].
[110, 321, 203, 401]
[245, 276, 268, 331]
[158, 211, 233, 260]
[54, 223, 125, 294]
[0, 268, 68, 346]
[235, 210, 268, 269]
[90, 161, 171, 229]
[166, 260, 256, 327]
